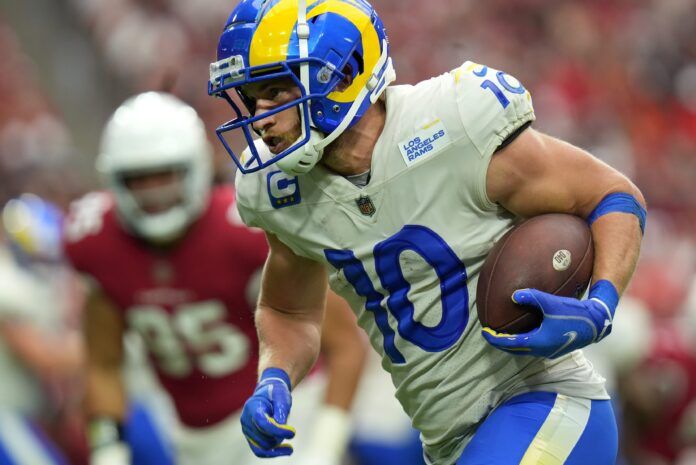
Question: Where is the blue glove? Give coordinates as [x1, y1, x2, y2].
[482, 280, 619, 359]
[240, 368, 296, 458]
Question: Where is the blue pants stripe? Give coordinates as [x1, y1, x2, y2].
[565, 400, 618, 465]
[124, 402, 174, 465]
[455, 392, 617, 465]
[350, 427, 426, 465]
[0, 440, 17, 465]
[456, 392, 557, 465]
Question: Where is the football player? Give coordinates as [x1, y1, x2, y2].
[64, 92, 367, 465]
[0, 194, 80, 465]
[207, 1, 647, 464]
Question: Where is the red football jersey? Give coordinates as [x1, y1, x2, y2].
[64, 186, 268, 427]
[625, 321, 696, 462]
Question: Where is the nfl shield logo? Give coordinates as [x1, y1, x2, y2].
[355, 196, 376, 216]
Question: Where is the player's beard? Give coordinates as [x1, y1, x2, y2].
[259, 107, 303, 154]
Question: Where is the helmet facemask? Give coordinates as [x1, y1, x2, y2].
[113, 165, 194, 243]
[119, 168, 185, 216]
[211, 57, 346, 175]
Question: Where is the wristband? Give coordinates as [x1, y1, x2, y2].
[88, 417, 124, 450]
[587, 192, 647, 234]
[589, 280, 619, 342]
[589, 280, 619, 313]
[260, 367, 292, 390]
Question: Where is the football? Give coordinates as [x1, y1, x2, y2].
[476, 213, 594, 334]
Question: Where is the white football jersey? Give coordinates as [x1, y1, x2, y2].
[0, 247, 65, 415]
[236, 61, 608, 465]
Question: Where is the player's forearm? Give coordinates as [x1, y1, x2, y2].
[0, 323, 84, 379]
[320, 291, 368, 410]
[85, 366, 127, 421]
[256, 305, 322, 388]
[579, 177, 646, 296]
[51, 332, 84, 376]
[322, 337, 367, 410]
[86, 366, 130, 465]
[589, 209, 643, 295]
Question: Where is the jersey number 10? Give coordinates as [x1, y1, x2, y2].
[325, 225, 469, 364]
[472, 65, 526, 109]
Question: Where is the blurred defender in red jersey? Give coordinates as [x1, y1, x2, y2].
[63, 92, 367, 465]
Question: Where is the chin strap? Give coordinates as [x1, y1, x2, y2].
[277, 0, 320, 177]
[297, 0, 311, 142]
[277, 129, 325, 176]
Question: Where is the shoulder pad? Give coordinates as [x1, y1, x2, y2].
[451, 61, 535, 157]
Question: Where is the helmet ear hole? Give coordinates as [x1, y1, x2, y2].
[351, 50, 364, 74]
[336, 64, 355, 92]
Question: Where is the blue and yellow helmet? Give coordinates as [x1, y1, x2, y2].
[2, 194, 64, 265]
[208, 0, 395, 175]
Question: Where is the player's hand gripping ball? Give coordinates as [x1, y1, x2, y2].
[477, 214, 619, 358]
[482, 284, 618, 358]
[241, 368, 296, 457]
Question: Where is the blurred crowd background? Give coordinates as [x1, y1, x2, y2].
[0, 0, 695, 464]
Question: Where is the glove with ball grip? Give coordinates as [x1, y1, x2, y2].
[482, 280, 619, 359]
[241, 367, 296, 458]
